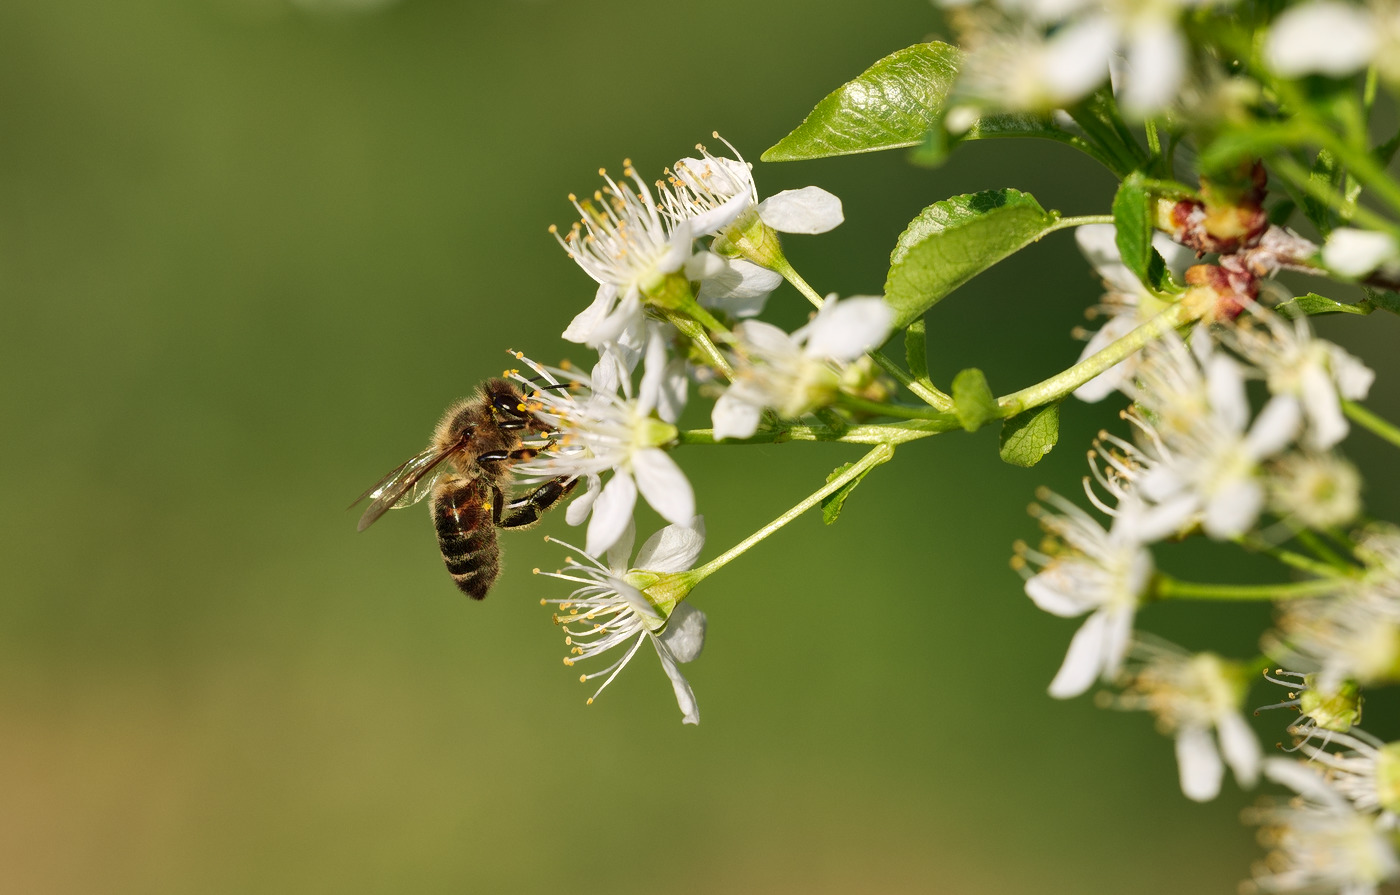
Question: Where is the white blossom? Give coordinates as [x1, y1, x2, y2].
[509, 347, 693, 556]
[1265, 1, 1381, 77]
[663, 136, 843, 320]
[711, 295, 893, 440]
[1017, 490, 1154, 698]
[1322, 227, 1400, 279]
[1269, 452, 1363, 530]
[1110, 639, 1261, 801]
[539, 518, 708, 724]
[1126, 336, 1300, 540]
[1296, 728, 1400, 818]
[553, 157, 749, 353]
[1258, 670, 1366, 745]
[1225, 308, 1374, 450]
[1072, 223, 1196, 403]
[1247, 759, 1400, 895]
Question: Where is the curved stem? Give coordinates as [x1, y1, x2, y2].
[677, 417, 957, 447]
[665, 310, 734, 379]
[1343, 400, 1400, 449]
[1154, 575, 1343, 602]
[1041, 214, 1116, 234]
[1237, 535, 1354, 578]
[836, 394, 957, 421]
[996, 300, 1200, 417]
[689, 444, 894, 582]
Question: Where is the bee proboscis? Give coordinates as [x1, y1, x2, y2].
[351, 379, 575, 599]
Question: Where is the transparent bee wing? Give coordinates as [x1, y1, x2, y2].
[351, 444, 458, 532]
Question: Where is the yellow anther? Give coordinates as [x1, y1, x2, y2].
[563, 658, 573, 666]
[548, 224, 558, 234]
[567, 193, 577, 202]
[579, 674, 588, 683]
[598, 167, 607, 176]
[564, 636, 573, 646]
[623, 158, 632, 166]
[532, 568, 541, 575]
[586, 697, 594, 705]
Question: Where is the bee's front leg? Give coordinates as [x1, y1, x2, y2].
[498, 477, 578, 530]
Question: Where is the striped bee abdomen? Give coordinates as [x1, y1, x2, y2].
[432, 475, 500, 600]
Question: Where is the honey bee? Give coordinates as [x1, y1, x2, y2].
[352, 379, 575, 599]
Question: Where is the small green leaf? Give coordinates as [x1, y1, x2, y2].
[821, 461, 877, 525]
[952, 368, 997, 432]
[1364, 288, 1400, 315]
[1111, 172, 1176, 293]
[884, 189, 1060, 329]
[762, 43, 960, 162]
[1303, 149, 1341, 234]
[999, 403, 1061, 467]
[1276, 292, 1374, 318]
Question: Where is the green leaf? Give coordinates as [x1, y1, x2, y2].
[1363, 288, 1400, 316]
[1111, 173, 1175, 293]
[1304, 149, 1341, 234]
[821, 461, 877, 525]
[952, 368, 997, 432]
[884, 189, 1060, 329]
[1197, 119, 1313, 172]
[999, 403, 1061, 467]
[762, 42, 960, 162]
[1275, 292, 1373, 318]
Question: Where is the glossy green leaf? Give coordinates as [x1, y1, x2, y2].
[1275, 292, 1373, 318]
[821, 461, 876, 525]
[999, 403, 1061, 467]
[1111, 173, 1174, 293]
[762, 42, 960, 162]
[952, 368, 997, 432]
[884, 189, 1060, 329]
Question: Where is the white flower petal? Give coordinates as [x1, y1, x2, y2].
[585, 472, 638, 556]
[1025, 572, 1096, 617]
[637, 325, 669, 417]
[803, 296, 893, 360]
[687, 191, 751, 238]
[1120, 19, 1184, 115]
[1203, 478, 1264, 539]
[632, 448, 695, 524]
[696, 257, 783, 319]
[652, 637, 700, 725]
[1217, 711, 1261, 788]
[1330, 345, 1375, 400]
[635, 516, 706, 573]
[658, 602, 707, 663]
[1207, 355, 1250, 433]
[1049, 610, 1111, 699]
[1075, 224, 1139, 293]
[1246, 394, 1303, 459]
[684, 249, 727, 281]
[711, 390, 763, 440]
[1041, 14, 1116, 103]
[562, 283, 619, 343]
[1264, 758, 1350, 808]
[1100, 606, 1134, 679]
[565, 476, 601, 526]
[1266, 2, 1378, 78]
[1176, 725, 1225, 802]
[606, 517, 636, 575]
[756, 186, 844, 234]
[589, 288, 644, 347]
[1300, 365, 1348, 450]
[656, 358, 689, 425]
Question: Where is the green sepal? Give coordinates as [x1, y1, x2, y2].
[762, 42, 960, 162]
[952, 368, 997, 432]
[999, 402, 1061, 467]
[1112, 172, 1178, 294]
[1276, 292, 1374, 318]
[884, 189, 1060, 330]
[821, 461, 877, 525]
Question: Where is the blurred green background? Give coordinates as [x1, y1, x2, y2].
[4, 1, 1400, 893]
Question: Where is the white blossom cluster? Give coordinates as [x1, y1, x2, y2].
[1015, 224, 1400, 891]
[517, 137, 893, 723]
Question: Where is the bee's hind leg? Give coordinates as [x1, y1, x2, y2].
[498, 477, 577, 530]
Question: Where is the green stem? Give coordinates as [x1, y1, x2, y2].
[1270, 155, 1400, 236]
[774, 261, 956, 412]
[1042, 214, 1116, 234]
[689, 444, 894, 582]
[1154, 575, 1343, 601]
[995, 300, 1200, 417]
[837, 394, 957, 421]
[1343, 400, 1400, 448]
[1238, 536, 1354, 579]
[677, 417, 957, 447]
[1293, 529, 1355, 572]
[665, 310, 734, 379]
[1315, 128, 1400, 219]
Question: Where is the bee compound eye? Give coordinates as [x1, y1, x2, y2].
[493, 395, 521, 416]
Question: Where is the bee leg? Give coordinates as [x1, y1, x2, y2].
[498, 477, 578, 530]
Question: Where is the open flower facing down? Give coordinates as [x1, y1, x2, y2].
[1016, 489, 1154, 699]
[711, 295, 893, 440]
[509, 349, 693, 556]
[1245, 759, 1400, 895]
[663, 135, 844, 319]
[538, 518, 708, 724]
[1108, 639, 1260, 801]
[1072, 223, 1195, 403]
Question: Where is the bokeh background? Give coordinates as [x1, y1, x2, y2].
[4, 1, 1400, 893]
